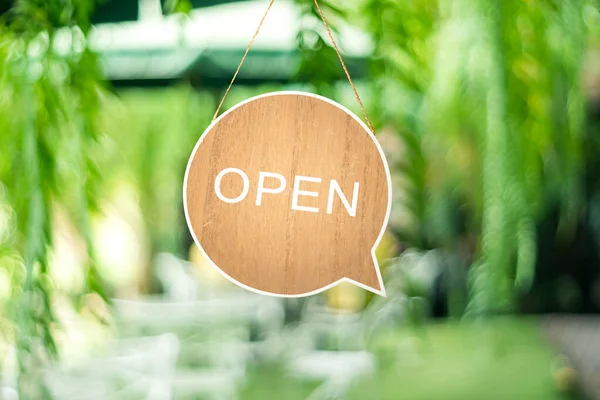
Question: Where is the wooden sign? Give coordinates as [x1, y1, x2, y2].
[184, 92, 391, 297]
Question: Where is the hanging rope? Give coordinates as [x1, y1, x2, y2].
[212, 0, 276, 122]
[212, 0, 375, 133]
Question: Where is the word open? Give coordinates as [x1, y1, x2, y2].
[214, 167, 360, 217]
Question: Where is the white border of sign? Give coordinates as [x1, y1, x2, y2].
[183, 91, 391, 298]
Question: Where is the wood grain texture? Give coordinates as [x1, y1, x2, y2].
[184, 92, 390, 296]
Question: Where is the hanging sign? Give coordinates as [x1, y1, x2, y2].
[183, 0, 392, 297]
[183, 91, 391, 297]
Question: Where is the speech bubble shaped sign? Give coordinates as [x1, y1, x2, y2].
[184, 91, 391, 297]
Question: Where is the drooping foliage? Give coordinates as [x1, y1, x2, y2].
[355, 0, 596, 314]
[0, 0, 106, 396]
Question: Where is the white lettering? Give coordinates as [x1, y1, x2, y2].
[214, 168, 250, 204]
[291, 176, 321, 213]
[256, 172, 287, 206]
[327, 180, 359, 217]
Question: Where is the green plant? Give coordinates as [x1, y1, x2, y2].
[352, 0, 596, 314]
[0, 0, 107, 397]
[98, 86, 214, 291]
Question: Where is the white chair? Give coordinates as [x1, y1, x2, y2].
[281, 299, 377, 400]
[112, 294, 284, 358]
[45, 333, 180, 400]
[0, 386, 18, 400]
[154, 253, 200, 301]
[112, 294, 285, 400]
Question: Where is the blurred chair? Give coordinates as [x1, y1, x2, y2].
[112, 298, 251, 399]
[112, 273, 285, 400]
[112, 294, 283, 342]
[154, 253, 200, 302]
[114, 254, 285, 358]
[0, 386, 17, 400]
[281, 298, 376, 399]
[45, 333, 179, 400]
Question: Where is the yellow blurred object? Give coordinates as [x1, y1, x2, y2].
[92, 184, 148, 292]
[326, 282, 366, 312]
[553, 366, 577, 392]
[189, 244, 230, 287]
[375, 230, 399, 267]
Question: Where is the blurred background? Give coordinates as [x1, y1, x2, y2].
[1, 0, 600, 399]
